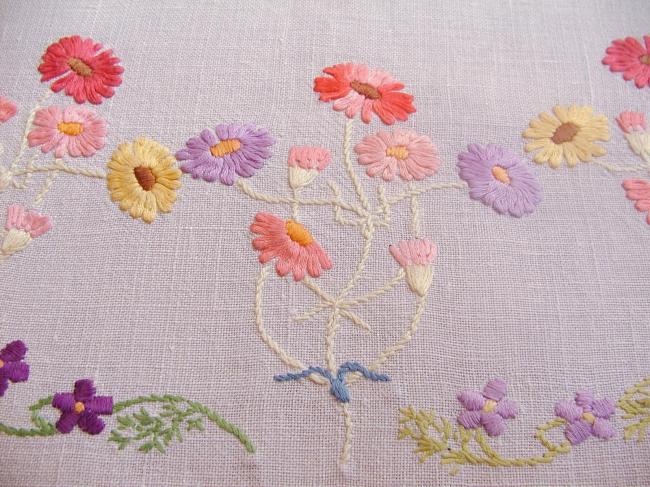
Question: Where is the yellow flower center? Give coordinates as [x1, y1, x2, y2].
[74, 401, 85, 414]
[285, 219, 314, 246]
[482, 399, 497, 413]
[640, 54, 650, 65]
[551, 122, 579, 144]
[386, 145, 409, 160]
[134, 166, 156, 191]
[491, 165, 511, 184]
[0, 359, 4, 368]
[350, 80, 381, 100]
[57, 122, 84, 136]
[581, 412, 596, 424]
[68, 57, 93, 77]
[210, 139, 241, 158]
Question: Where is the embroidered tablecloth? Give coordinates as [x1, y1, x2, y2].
[1, 1, 649, 486]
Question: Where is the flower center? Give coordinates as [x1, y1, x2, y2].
[582, 412, 596, 424]
[57, 122, 84, 136]
[386, 145, 409, 160]
[0, 359, 4, 368]
[491, 165, 511, 184]
[482, 399, 497, 413]
[350, 80, 381, 100]
[133, 166, 156, 191]
[640, 54, 650, 65]
[285, 219, 314, 246]
[551, 122, 579, 144]
[74, 401, 85, 414]
[68, 58, 93, 77]
[210, 139, 241, 158]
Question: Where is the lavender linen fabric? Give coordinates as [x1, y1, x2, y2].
[1, 1, 650, 486]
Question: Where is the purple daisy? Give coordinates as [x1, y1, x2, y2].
[0, 340, 30, 396]
[555, 391, 616, 445]
[176, 123, 275, 185]
[457, 143, 542, 217]
[457, 378, 519, 436]
[52, 379, 113, 435]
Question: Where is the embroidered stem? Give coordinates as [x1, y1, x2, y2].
[343, 118, 370, 212]
[384, 181, 467, 209]
[33, 167, 59, 206]
[591, 159, 650, 174]
[619, 375, 650, 442]
[0, 396, 57, 437]
[12, 162, 106, 179]
[409, 183, 421, 238]
[325, 310, 341, 372]
[9, 89, 52, 173]
[340, 402, 353, 464]
[291, 187, 300, 220]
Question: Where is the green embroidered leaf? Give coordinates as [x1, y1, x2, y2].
[619, 377, 650, 443]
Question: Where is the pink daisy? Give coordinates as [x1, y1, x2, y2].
[27, 106, 107, 158]
[0, 96, 18, 123]
[602, 35, 650, 88]
[354, 129, 441, 181]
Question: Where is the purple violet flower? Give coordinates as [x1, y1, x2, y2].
[457, 143, 542, 217]
[52, 379, 113, 435]
[457, 378, 519, 436]
[176, 122, 275, 185]
[555, 391, 616, 445]
[0, 340, 29, 396]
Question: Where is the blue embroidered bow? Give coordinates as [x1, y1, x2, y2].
[273, 361, 390, 403]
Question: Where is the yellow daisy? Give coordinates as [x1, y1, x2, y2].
[522, 105, 610, 168]
[107, 137, 181, 223]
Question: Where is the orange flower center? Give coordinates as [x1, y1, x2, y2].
[482, 399, 498, 413]
[210, 139, 241, 158]
[350, 80, 381, 100]
[74, 401, 85, 414]
[68, 58, 93, 77]
[640, 54, 650, 65]
[491, 165, 511, 184]
[134, 166, 156, 191]
[582, 412, 596, 424]
[0, 359, 4, 368]
[285, 220, 314, 246]
[551, 122, 579, 144]
[386, 145, 409, 160]
[57, 122, 84, 136]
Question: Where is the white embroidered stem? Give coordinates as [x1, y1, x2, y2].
[409, 183, 421, 238]
[9, 89, 52, 173]
[340, 402, 353, 464]
[338, 219, 375, 300]
[339, 310, 371, 331]
[384, 181, 467, 209]
[342, 270, 405, 307]
[343, 118, 370, 212]
[328, 180, 366, 226]
[12, 162, 106, 179]
[324, 309, 341, 372]
[291, 187, 300, 220]
[293, 302, 329, 322]
[377, 185, 390, 226]
[32, 167, 59, 207]
[591, 159, 650, 173]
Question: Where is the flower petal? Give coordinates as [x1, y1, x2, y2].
[73, 379, 96, 402]
[482, 379, 507, 401]
[78, 412, 106, 435]
[52, 392, 75, 412]
[457, 390, 485, 411]
[555, 400, 583, 422]
[592, 418, 616, 440]
[457, 410, 482, 429]
[87, 396, 114, 415]
[55, 411, 80, 433]
[495, 398, 519, 419]
[481, 412, 506, 436]
[0, 340, 27, 362]
[591, 398, 616, 419]
[565, 419, 592, 445]
[1, 362, 29, 383]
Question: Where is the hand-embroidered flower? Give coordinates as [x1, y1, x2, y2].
[0, 340, 29, 397]
[2, 204, 52, 257]
[107, 138, 182, 223]
[622, 179, 650, 224]
[522, 105, 610, 168]
[27, 106, 107, 158]
[38, 35, 124, 104]
[52, 379, 113, 435]
[354, 129, 440, 181]
[456, 379, 519, 437]
[617, 111, 650, 160]
[250, 212, 332, 281]
[176, 123, 274, 185]
[555, 391, 616, 445]
[287, 146, 331, 189]
[602, 35, 650, 89]
[0, 96, 17, 123]
[457, 143, 542, 217]
[313, 63, 416, 125]
[389, 238, 437, 297]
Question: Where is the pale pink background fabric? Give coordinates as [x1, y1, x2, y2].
[1, 1, 649, 486]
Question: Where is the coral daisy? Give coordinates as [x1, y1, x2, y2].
[107, 138, 182, 223]
[602, 35, 650, 89]
[457, 143, 542, 217]
[354, 129, 440, 181]
[176, 123, 274, 185]
[313, 63, 416, 125]
[27, 106, 107, 158]
[250, 212, 332, 281]
[522, 105, 610, 168]
[38, 35, 124, 104]
[0, 96, 17, 123]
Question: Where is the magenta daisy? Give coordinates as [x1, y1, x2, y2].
[176, 123, 275, 185]
[602, 35, 650, 89]
[52, 379, 113, 435]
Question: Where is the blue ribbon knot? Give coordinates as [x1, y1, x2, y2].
[273, 361, 390, 403]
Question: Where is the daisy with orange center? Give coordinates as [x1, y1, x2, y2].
[250, 212, 332, 281]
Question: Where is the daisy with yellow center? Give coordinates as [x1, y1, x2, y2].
[522, 105, 610, 168]
[107, 137, 182, 223]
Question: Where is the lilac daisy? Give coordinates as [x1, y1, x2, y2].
[457, 143, 542, 217]
[176, 123, 275, 185]
[0, 340, 30, 396]
[555, 391, 616, 445]
[457, 378, 519, 436]
[52, 379, 113, 435]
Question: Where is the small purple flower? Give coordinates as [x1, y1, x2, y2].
[0, 340, 30, 396]
[457, 143, 542, 217]
[555, 391, 616, 445]
[52, 379, 113, 435]
[457, 378, 519, 436]
[176, 123, 275, 185]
